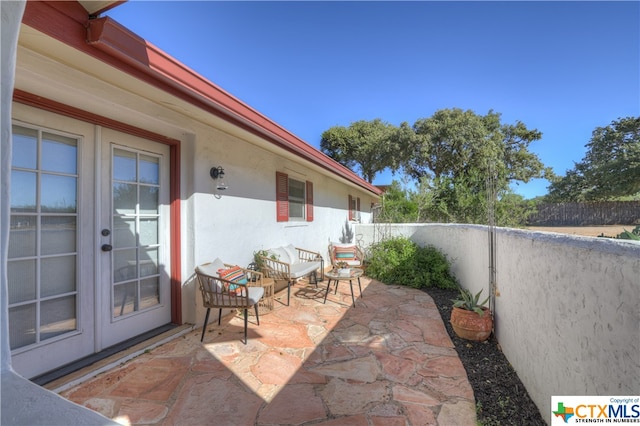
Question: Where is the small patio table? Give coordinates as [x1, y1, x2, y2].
[323, 268, 363, 307]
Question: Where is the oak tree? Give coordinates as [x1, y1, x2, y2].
[547, 116, 640, 201]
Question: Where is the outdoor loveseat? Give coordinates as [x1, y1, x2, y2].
[258, 245, 323, 306]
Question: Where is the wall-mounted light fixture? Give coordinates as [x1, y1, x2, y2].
[210, 166, 228, 190]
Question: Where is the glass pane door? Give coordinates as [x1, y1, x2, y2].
[8, 125, 79, 350]
[111, 148, 162, 318]
[100, 131, 170, 350]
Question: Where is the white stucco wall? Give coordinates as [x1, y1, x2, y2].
[186, 122, 375, 325]
[356, 223, 640, 420]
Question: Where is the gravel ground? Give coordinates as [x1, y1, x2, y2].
[526, 225, 631, 238]
[424, 287, 547, 426]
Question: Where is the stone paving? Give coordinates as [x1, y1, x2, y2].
[59, 277, 476, 425]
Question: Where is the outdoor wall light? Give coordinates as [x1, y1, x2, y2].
[210, 166, 228, 190]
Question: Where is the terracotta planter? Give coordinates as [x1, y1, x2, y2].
[450, 306, 493, 342]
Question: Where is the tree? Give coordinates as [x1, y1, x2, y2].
[320, 119, 406, 183]
[547, 117, 640, 201]
[377, 180, 419, 223]
[403, 108, 551, 223]
[406, 109, 551, 189]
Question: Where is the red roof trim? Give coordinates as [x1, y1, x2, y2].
[22, 2, 382, 196]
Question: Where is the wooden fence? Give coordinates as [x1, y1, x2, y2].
[527, 201, 640, 226]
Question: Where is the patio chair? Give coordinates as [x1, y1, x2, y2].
[195, 259, 265, 344]
[258, 245, 323, 306]
[328, 242, 366, 269]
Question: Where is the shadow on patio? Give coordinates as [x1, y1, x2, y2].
[56, 277, 477, 425]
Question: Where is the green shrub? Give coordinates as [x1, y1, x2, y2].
[366, 237, 458, 289]
[617, 225, 640, 240]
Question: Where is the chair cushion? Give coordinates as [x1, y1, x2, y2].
[246, 286, 265, 304]
[196, 258, 226, 277]
[212, 286, 264, 306]
[196, 259, 226, 293]
[289, 261, 321, 279]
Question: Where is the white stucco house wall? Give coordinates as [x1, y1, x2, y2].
[2, 0, 381, 385]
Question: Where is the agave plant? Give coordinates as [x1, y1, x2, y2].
[452, 288, 490, 316]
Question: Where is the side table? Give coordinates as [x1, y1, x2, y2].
[323, 268, 363, 307]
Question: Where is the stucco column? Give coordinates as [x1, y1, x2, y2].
[1, 0, 26, 373]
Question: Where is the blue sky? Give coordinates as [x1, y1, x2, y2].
[107, 1, 639, 199]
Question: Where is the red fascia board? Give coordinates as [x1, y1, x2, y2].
[22, 2, 382, 197]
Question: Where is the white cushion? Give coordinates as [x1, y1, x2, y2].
[283, 244, 299, 264]
[289, 261, 321, 279]
[267, 247, 290, 264]
[331, 242, 355, 248]
[196, 258, 226, 277]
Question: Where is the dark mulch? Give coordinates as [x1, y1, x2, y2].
[423, 287, 547, 426]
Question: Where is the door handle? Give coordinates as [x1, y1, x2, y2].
[101, 244, 113, 252]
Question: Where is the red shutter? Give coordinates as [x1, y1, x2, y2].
[356, 197, 361, 219]
[306, 181, 314, 222]
[276, 171, 288, 222]
[348, 195, 353, 221]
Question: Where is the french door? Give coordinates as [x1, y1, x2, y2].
[98, 129, 171, 348]
[8, 121, 95, 378]
[8, 113, 172, 378]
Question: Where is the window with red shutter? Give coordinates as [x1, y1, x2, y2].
[306, 181, 313, 222]
[276, 172, 314, 222]
[276, 171, 289, 222]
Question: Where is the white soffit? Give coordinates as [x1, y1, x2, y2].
[78, 1, 120, 15]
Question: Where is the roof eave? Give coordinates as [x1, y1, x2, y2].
[21, 1, 382, 197]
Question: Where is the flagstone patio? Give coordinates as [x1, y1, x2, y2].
[57, 277, 477, 425]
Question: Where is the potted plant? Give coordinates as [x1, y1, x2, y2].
[253, 249, 278, 274]
[335, 261, 351, 276]
[450, 288, 493, 342]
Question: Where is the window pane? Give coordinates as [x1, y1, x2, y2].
[113, 216, 136, 248]
[9, 304, 36, 349]
[41, 174, 77, 213]
[289, 179, 305, 199]
[10, 170, 36, 213]
[140, 218, 158, 246]
[41, 255, 76, 297]
[114, 249, 137, 283]
[140, 186, 158, 214]
[113, 149, 137, 182]
[114, 282, 136, 317]
[7, 259, 36, 304]
[42, 216, 76, 255]
[140, 249, 158, 277]
[42, 133, 77, 174]
[139, 155, 159, 184]
[11, 126, 37, 169]
[9, 216, 37, 258]
[289, 200, 304, 219]
[40, 296, 76, 341]
[140, 277, 160, 310]
[113, 182, 136, 214]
